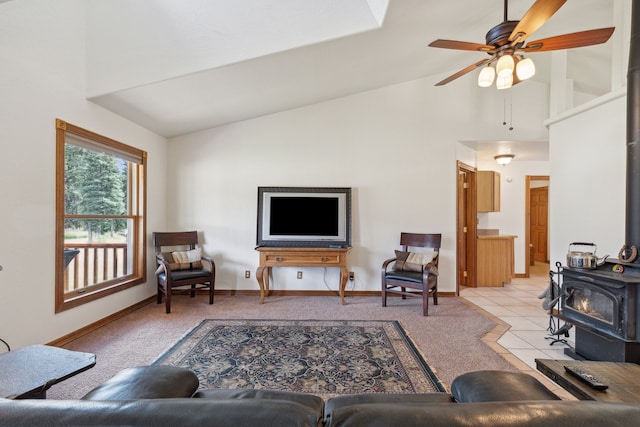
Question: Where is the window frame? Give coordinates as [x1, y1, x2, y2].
[55, 119, 147, 313]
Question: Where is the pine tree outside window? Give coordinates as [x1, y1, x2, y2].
[55, 119, 147, 313]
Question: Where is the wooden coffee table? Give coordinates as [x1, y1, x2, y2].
[536, 358, 640, 403]
[0, 344, 96, 399]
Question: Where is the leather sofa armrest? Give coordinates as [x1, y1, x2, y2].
[451, 371, 560, 402]
[82, 366, 199, 400]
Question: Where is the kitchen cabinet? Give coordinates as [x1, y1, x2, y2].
[477, 171, 500, 212]
[477, 235, 515, 287]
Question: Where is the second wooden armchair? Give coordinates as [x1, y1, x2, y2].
[381, 232, 441, 316]
[153, 231, 216, 313]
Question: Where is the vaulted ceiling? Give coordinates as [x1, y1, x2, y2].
[86, 0, 620, 151]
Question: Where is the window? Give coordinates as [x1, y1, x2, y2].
[55, 119, 147, 313]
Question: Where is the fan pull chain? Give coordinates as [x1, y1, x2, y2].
[502, 91, 514, 131]
[502, 93, 506, 126]
[509, 90, 513, 131]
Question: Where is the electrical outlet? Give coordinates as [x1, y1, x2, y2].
[244, 270, 251, 279]
[349, 271, 355, 281]
[297, 271, 303, 279]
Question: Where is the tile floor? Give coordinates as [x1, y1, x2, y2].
[460, 262, 577, 399]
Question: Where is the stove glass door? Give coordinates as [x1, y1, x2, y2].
[565, 284, 615, 326]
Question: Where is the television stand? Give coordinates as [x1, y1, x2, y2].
[255, 247, 350, 304]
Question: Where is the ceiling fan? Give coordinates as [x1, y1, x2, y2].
[429, 0, 615, 88]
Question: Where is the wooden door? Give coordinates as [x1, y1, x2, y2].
[457, 162, 477, 289]
[457, 170, 468, 286]
[530, 186, 549, 262]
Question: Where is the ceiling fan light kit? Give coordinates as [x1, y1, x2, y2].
[475, 52, 534, 89]
[478, 66, 496, 87]
[496, 54, 515, 77]
[429, 0, 615, 89]
[515, 57, 536, 80]
[496, 73, 514, 90]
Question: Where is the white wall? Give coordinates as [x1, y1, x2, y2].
[0, 0, 167, 348]
[548, 90, 626, 266]
[167, 77, 476, 295]
[473, 80, 550, 142]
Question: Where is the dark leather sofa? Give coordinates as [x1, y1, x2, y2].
[1, 366, 639, 426]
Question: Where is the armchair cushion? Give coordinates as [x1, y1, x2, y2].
[157, 248, 203, 272]
[384, 270, 424, 283]
[384, 271, 438, 287]
[160, 269, 212, 281]
[171, 248, 203, 269]
[393, 250, 438, 274]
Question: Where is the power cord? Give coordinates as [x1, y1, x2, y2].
[346, 273, 357, 292]
[323, 268, 341, 296]
[0, 338, 10, 352]
[322, 268, 357, 293]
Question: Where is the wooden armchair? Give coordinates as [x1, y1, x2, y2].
[381, 233, 441, 316]
[152, 231, 216, 313]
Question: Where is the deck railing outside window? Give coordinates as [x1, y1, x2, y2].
[63, 243, 128, 293]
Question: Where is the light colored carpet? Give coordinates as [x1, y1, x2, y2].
[49, 294, 517, 399]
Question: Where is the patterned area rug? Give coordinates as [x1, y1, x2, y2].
[154, 319, 445, 397]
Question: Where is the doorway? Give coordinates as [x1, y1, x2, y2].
[525, 175, 549, 277]
[456, 161, 477, 292]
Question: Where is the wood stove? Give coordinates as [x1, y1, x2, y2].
[560, 264, 640, 363]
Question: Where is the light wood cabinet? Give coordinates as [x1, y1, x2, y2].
[477, 235, 515, 287]
[477, 170, 500, 212]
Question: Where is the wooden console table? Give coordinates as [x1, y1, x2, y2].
[536, 358, 640, 403]
[256, 247, 350, 304]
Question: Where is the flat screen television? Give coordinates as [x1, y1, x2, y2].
[256, 187, 352, 248]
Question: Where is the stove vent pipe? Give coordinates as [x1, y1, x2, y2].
[625, 1, 640, 263]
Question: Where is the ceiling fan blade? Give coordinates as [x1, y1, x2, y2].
[434, 59, 491, 86]
[429, 39, 494, 52]
[509, 0, 567, 43]
[522, 27, 615, 52]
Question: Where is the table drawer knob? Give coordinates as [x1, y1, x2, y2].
[275, 257, 285, 262]
[321, 257, 329, 262]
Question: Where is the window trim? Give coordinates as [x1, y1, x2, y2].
[55, 119, 147, 313]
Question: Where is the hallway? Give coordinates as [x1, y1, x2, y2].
[460, 262, 576, 399]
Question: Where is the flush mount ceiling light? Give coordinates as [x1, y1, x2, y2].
[494, 154, 515, 165]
